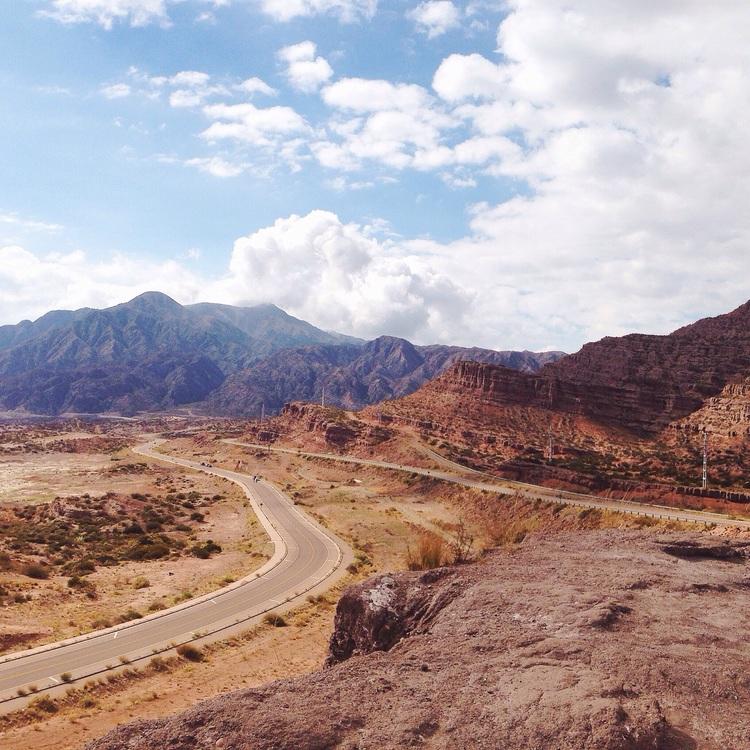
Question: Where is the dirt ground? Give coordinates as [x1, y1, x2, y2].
[0, 428, 722, 749]
[0, 438, 272, 652]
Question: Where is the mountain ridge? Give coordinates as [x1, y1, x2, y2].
[0, 293, 561, 416]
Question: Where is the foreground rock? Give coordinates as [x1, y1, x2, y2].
[88, 531, 750, 750]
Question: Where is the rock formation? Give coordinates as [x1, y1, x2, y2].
[87, 530, 750, 750]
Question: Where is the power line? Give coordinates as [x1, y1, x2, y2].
[702, 431, 708, 490]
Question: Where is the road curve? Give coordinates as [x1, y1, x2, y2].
[0, 441, 349, 710]
[226, 440, 750, 530]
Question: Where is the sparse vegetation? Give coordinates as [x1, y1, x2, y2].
[406, 534, 446, 570]
[22, 563, 49, 580]
[176, 643, 204, 661]
[263, 612, 288, 627]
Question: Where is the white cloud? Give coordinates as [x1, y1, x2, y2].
[237, 77, 276, 97]
[433, 53, 507, 102]
[258, 0, 377, 22]
[100, 83, 132, 99]
[323, 78, 432, 113]
[39, 0, 170, 29]
[316, 78, 457, 171]
[0, 212, 64, 235]
[0, 246, 201, 326]
[278, 42, 333, 93]
[184, 156, 247, 177]
[221, 210, 469, 340]
[201, 102, 310, 146]
[409, 1, 461, 38]
[170, 71, 211, 87]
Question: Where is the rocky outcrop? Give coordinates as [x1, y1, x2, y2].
[88, 530, 750, 750]
[251, 402, 394, 450]
[671, 377, 750, 441]
[411, 300, 750, 436]
[326, 568, 462, 665]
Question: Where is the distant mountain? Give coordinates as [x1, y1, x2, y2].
[206, 336, 564, 416]
[0, 293, 560, 416]
[0, 293, 357, 415]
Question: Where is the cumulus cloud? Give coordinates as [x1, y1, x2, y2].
[278, 42, 333, 93]
[221, 210, 470, 340]
[415, 0, 750, 347]
[258, 0, 377, 22]
[201, 102, 309, 146]
[237, 77, 276, 97]
[409, 1, 461, 38]
[315, 78, 457, 170]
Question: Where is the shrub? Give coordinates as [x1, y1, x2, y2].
[263, 612, 287, 627]
[149, 655, 168, 672]
[190, 540, 222, 559]
[176, 643, 203, 662]
[29, 695, 57, 714]
[60, 672, 73, 683]
[132, 576, 150, 589]
[75, 558, 97, 574]
[125, 541, 170, 561]
[116, 609, 143, 623]
[22, 563, 49, 580]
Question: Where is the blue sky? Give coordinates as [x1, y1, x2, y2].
[1, 1, 510, 267]
[2, 1, 749, 352]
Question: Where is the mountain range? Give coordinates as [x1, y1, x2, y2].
[0, 292, 562, 416]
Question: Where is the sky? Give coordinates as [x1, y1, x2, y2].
[1, 0, 750, 353]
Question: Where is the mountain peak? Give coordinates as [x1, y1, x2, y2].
[124, 291, 182, 312]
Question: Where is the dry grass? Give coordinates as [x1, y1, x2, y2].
[405, 534, 446, 570]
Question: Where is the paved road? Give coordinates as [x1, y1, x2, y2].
[227, 440, 750, 530]
[0, 442, 347, 708]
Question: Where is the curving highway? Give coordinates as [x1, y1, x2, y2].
[0, 441, 349, 710]
[225, 440, 750, 530]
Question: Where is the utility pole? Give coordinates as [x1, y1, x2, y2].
[261, 402, 265, 424]
[702, 431, 708, 490]
[321, 385, 325, 409]
[547, 428, 554, 463]
[547, 383, 554, 464]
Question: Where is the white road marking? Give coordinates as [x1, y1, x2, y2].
[48, 676, 59, 685]
[113, 631, 118, 639]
